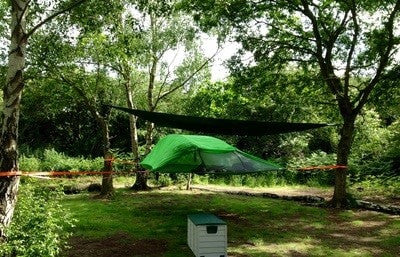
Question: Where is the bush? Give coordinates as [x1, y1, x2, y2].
[19, 156, 40, 172]
[40, 149, 103, 171]
[19, 149, 103, 172]
[287, 151, 337, 186]
[195, 170, 297, 188]
[0, 180, 75, 257]
[153, 174, 173, 187]
[350, 175, 400, 199]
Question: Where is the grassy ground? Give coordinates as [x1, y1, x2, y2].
[61, 188, 400, 257]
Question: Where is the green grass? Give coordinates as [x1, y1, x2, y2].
[61, 188, 400, 257]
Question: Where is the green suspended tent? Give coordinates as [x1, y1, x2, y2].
[141, 134, 281, 174]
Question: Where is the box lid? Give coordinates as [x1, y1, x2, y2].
[188, 213, 226, 225]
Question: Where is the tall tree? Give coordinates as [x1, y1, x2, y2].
[0, 0, 88, 238]
[127, 0, 212, 190]
[88, 11, 146, 170]
[185, 0, 400, 207]
[71, 11, 147, 189]
[57, 69, 117, 196]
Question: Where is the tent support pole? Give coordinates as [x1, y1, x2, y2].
[186, 173, 192, 190]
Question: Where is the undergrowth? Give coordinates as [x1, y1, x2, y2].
[0, 179, 75, 257]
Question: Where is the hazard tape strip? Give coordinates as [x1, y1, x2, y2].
[0, 169, 149, 177]
[0, 171, 115, 177]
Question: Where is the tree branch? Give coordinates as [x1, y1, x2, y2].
[354, 0, 400, 113]
[25, 0, 88, 39]
[300, 0, 343, 98]
[325, 9, 349, 60]
[300, 0, 323, 60]
[248, 36, 317, 55]
[156, 50, 180, 101]
[153, 49, 219, 108]
[58, 72, 103, 124]
[344, 0, 359, 98]
[17, 0, 31, 28]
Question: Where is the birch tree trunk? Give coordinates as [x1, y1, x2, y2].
[123, 74, 139, 165]
[132, 58, 156, 191]
[123, 73, 149, 190]
[0, 0, 28, 239]
[132, 14, 158, 191]
[143, 47, 157, 155]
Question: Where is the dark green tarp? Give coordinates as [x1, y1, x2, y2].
[141, 134, 281, 174]
[109, 105, 329, 136]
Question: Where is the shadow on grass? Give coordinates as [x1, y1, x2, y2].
[62, 189, 400, 257]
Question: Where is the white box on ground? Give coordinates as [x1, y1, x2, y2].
[187, 213, 227, 257]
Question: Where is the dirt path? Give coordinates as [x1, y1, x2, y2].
[191, 184, 333, 200]
[191, 184, 400, 215]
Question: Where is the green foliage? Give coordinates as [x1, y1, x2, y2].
[288, 151, 337, 169]
[0, 181, 75, 257]
[153, 173, 173, 187]
[350, 175, 400, 200]
[349, 111, 400, 180]
[40, 149, 103, 172]
[287, 151, 337, 186]
[195, 170, 296, 188]
[19, 155, 41, 172]
[352, 109, 392, 159]
[19, 149, 103, 172]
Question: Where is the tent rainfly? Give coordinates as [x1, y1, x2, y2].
[108, 105, 330, 136]
[141, 134, 281, 174]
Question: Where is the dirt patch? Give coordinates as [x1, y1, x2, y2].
[287, 250, 310, 257]
[228, 253, 249, 257]
[192, 185, 333, 200]
[65, 233, 167, 257]
[360, 195, 400, 207]
[216, 210, 250, 225]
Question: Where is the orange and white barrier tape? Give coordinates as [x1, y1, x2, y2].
[0, 171, 115, 177]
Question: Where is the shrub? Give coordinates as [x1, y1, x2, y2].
[287, 151, 337, 186]
[19, 156, 41, 172]
[0, 180, 75, 257]
[154, 174, 173, 187]
[350, 175, 400, 199]
[40, 149, 103, 172]
[19, 149, 103, 172]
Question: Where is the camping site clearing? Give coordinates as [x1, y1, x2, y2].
[61, 188, 400, 257]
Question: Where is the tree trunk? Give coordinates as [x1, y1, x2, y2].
[131, 121, 152, 191]
[0, 177, 20, 240]
[0, 0, 28, 239]
[186, 173, 192, 190]
[131, 121, 151, 191]
[331, 116, 356, 208]
[132, 24, 158, 191]
[99, 119, 113, 196]
[123, 75, 139, 165]
[131, 171, 149, 191]
[101, 151, 113, 196]
[144, 121, 154, 154]
[124, 75, 150, 191]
